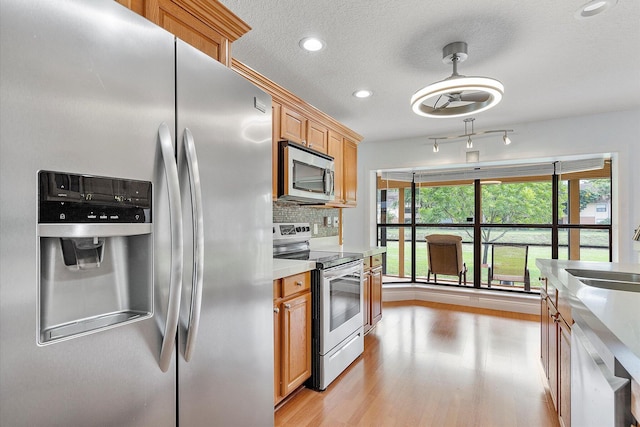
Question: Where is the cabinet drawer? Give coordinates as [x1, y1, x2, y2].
[363, 256, 371, 270]
[282, 271, 310, 297]
[371, 254, 383, 268]
[273, 279, 282, 300]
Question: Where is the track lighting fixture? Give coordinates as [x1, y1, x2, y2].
[428, 117, 513, 153]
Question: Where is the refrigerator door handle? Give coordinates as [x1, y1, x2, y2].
[158, 122, 184, 372]
[182, 128, 204, 362]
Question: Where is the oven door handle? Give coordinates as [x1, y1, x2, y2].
[323, 261, 363, 280]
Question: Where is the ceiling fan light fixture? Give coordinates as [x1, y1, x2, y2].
[411, 42, 504, 118]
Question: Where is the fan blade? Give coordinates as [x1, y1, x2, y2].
[459, 92, 490, 102]
[436, 101, 450, 110]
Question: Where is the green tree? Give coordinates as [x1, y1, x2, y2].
[417, 182, 564, 263]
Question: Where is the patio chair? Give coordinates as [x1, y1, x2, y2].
[488, 244, 531, 291]
[425, 234, 467, 285]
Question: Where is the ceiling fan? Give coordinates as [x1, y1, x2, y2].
[411, 41, 504, 118]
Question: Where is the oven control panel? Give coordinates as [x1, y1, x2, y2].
[273, 222, 312, 242]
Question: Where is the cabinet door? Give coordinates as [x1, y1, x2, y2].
[549, 306, 559, 409]
[328, 131, 344, 204]
[306, 119, 328, 154]
[272, 101, 281, 201]
[363, 271, 372, 333]
[281, 292, 312, 396]
[280, 105, 305, 144]
[371, 266, 383, 326]
[274, 302, 282, 404]
[558, 320, 571, 427]
[540, 294, 550, 379]
[343, 138, 357, 206]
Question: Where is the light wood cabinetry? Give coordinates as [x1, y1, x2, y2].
[343, 138, 358, 206]
[231, 60, 363, 208]
[363, 254, 383, 334]
[115, 0, 250, 66]
[280, 106, 328, 154]
[328, 131, 344, 204]
[273, 271, 311, 405]
[540, 277, 571, 427]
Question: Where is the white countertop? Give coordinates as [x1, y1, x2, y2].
[272, 245, 387, 280]
[273, 258, 316, 281]
[537, 260, 640, 380]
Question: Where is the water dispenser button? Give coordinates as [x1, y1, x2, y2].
[59, 213, 66, 220]
[87, 214, 97, 219]
[109, 215, 119, 220]
[99, 214, 107, 220]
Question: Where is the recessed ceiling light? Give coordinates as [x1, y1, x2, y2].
[299, 37, 325, 52]
[353, 89, 373, 99]
[575, 0, 617, 18]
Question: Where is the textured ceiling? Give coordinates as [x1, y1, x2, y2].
[219, 0, 640, 144]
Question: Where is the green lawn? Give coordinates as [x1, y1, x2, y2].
[382, 230, 610, 290]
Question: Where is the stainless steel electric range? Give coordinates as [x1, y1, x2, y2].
[273, 223, 365, 390]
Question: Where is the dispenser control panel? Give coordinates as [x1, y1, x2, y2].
[38, 171, 151, 223]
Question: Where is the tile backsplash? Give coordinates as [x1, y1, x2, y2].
[273, 201, 339, 238]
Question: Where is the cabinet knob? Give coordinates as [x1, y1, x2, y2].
[274, 307, 279, 314]
[295, 281, 303, 287]
[308, 143, 313, 148]
[284, 303, 291, 310]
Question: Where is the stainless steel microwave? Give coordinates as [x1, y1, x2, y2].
[277, 140, 334, 204]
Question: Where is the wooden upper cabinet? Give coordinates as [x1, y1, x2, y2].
[272, 101, 282, 201]
[328, 131, 344, 204]
[305, 119, 328, 154]
[280, 106, 305, 144]
[115, 0, 250, 66]
[343, 138, 358, 206]
[280, 106, 328, 154]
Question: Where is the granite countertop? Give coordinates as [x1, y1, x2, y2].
[537, 259, 640, 380]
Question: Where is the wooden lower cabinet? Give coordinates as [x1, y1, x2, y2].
[558, 319, 571, 427]
[363, 254, 383, 334]
[540, 280, 571, 427]
[273, 272, 311, 405]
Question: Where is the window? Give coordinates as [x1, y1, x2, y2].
[376, 159, 612, 293]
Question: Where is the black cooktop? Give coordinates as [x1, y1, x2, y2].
[274, 250, 363, 269]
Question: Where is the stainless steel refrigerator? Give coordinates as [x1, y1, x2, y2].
[0, 1, 274, 426]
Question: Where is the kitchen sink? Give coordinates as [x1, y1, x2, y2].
[566, 269, 640, 293]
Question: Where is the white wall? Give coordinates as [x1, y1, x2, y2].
[343, 108, 640, 264]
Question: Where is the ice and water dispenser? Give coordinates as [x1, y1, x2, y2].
[37, 171, 153, 344]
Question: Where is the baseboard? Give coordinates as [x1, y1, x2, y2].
[382, 284, 540, 315]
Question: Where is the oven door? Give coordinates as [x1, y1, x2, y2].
[320, 260, 363, 355]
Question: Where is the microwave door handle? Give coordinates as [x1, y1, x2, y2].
[182, 128, 204, 362]
[324, 169, 332, 196]
[157, 122, 184, 373]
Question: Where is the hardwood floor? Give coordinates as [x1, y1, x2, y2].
[275, 300, 560, 427]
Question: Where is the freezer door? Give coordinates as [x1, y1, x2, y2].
[175, 40, 274, 426]
[0, 1, 177, 426]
